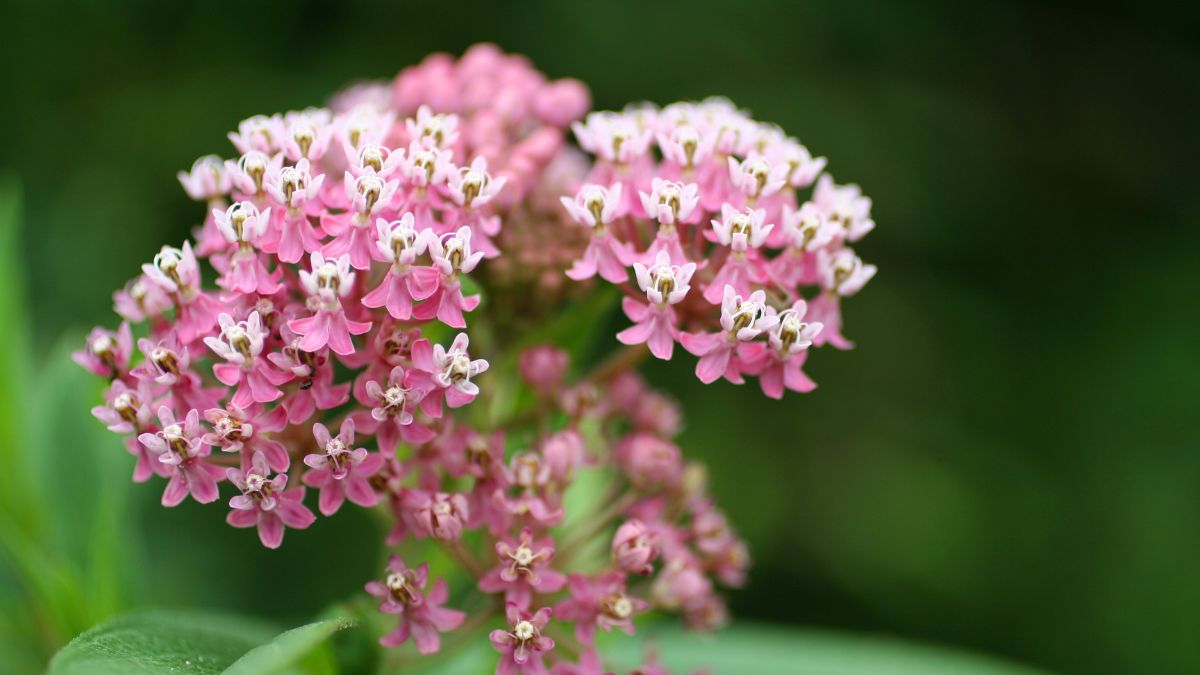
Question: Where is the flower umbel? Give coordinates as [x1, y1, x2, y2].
[78, 44, 877, 674]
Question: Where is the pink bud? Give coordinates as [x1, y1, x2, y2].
[615, 433, 683, 490]
[518, 344, 569, 394]
[612, 519, 659, 575]
[542, 429, 585, 484]
[535, 79, 591, 128]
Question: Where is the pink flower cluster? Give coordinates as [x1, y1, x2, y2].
[563, 100, 877, 398]
[78, 45, 874, 674]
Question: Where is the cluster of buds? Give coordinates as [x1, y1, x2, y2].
[563, 99, 877, 397]
[77, 45, 874, 674]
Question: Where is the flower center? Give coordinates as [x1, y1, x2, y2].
[461, 169, 484, 204]
[154, 247, 184, 286]
[245, 472, 266, 492]
[605, 594, 633, 619]
[652, 268, 676, 299]
[731, 300, 765, 333]
[238, 152, 268, 193]
[357, 175, 383, 214]
[114, 391, 139, 424]
[447, 353, 471, 382]
[512, 545, 535, 567]
[513, 620, 536, 642]
[359, 144, 386, 173]
[316, 262, 342, 293]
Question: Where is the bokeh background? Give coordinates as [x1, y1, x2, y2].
[2, 1, 1198, 673]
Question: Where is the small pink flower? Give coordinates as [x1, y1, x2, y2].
[616, 251, 695, 360]
[226, 150, 273, 198]
[262, 159, 327, 263]
[212, 201, 280, 295]
[479, 528, 567, 609]
[141, 242, 219, 342]
[407, 491, 470, 541]
[399, 144, 456, 190]
[267, 335, 351, 424]
[321, 173, 401, 270]
[494, 451, 564, 527]
[681, 286, 778, 384]
[611, 519, 660, 575]
[365, 555, 465, 654]
[177, 154, 232, 201]
[205, 311, 292, 408]
[560, 184, 622, 230]
[226, 450, 315, 549]
[228, 114, 282, 154]
[809, 248, 875, 349]
[138, 407, 225, 507]
[358, 365, 435, 453]
[112, 275, 172, 323]
[289, 253, 373, 356]
[411, 227, 484, 328]
[702, 206, 772, 304]
[775, 135, 827, 189]
[813, 173, 875, 242]
[203, 404, 291, 472]
[741, 299, 823, 398]
[92, 380, 162, 483]
[727, 153, 788, 201]
[555, 571, 649, 644]
[562, 183, 632, 283]
[490, 603, 555, 675]
[302, 420, 382, 516]
[572, 110, 653, 164]
[637, 178, 700, 227]
[73, 323, 133, 379]
[406, 105, 459, 150]
[409, 332, 489, 417]
[770, 202, 838, 286]
[280, 108, 334, 162]
[345, 142, 404, 178]
[361, 214, 432, 321]
[448, 156, 506, 209]
[131, 333, 222, 413]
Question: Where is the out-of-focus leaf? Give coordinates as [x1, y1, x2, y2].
[0, 178, 29, 515]
[47, 610, 278, 675]
[599, 622, 1050, 675]
[225, 617, 357, 675]
[486, 287, 619, 427]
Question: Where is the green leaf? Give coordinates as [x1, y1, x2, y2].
[224, 617, 357, 675]
[599, 622, 1050, 675]
[48, 610, 278, 675]
[49, 611, 357, 675]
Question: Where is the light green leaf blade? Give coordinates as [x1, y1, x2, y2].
[47, 610, 278, 675]
[600, 622, 1051, 675]
[224, 617, 357, 675]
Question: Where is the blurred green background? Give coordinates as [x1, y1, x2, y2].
[2, 0, 1198, 673]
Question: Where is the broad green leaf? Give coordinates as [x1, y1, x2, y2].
[225, 617, 357, 675]
[599, 622, 1050, 675]
[48, 610, 278, 675]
